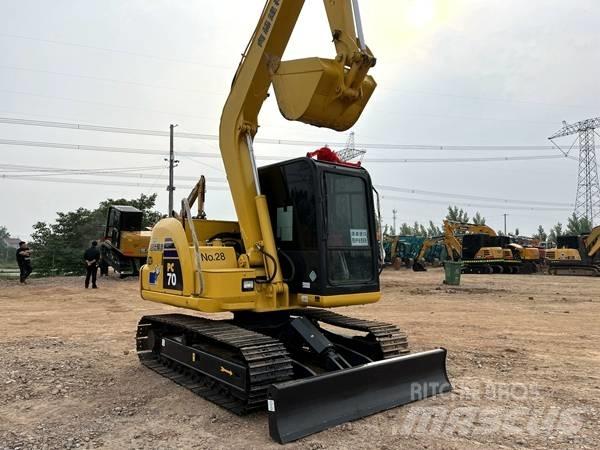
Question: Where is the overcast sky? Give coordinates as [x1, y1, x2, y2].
[1, 0, 598, 240]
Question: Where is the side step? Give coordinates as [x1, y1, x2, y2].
[268, 348, 451, 444]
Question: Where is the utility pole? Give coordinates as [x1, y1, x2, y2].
[166, 124, 179, 215]
[392, 209, 397, 235]
[503, 213, 508, 235]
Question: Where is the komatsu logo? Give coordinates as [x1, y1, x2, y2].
[257, 0, 280, 47]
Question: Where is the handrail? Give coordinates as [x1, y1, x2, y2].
[182, 198, 204, 296]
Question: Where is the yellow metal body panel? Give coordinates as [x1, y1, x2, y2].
[477, 248, 505, 260]
[119, 231, 151, 258]
[140, 218, 380, 312]
[520, 247, 540, 261]
[545, 249, 581, 261]
[184, 219, 240, 243]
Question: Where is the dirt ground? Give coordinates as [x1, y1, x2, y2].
[0, 269, 598, 450]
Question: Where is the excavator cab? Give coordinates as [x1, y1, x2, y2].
[273, 57, 376, 131]
[259, 157, 379, 295]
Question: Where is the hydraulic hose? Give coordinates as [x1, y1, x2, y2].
[256, 245, 277, 284]
[278, 248, 296, 283]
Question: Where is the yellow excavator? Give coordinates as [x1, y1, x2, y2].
[413, 220, 501, 272]
[135, 0, 450, 444]
[412, 232, 461, 272]
[546, 225, 600, 276]
[413, 220, 539, 273]
[100, 205, 152, 277]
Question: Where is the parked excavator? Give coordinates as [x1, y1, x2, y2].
[413, 220, 539, 273]
[135, 0, 450, 444]
[413, 220, 500, 272]
[546, 225, 600, 276]
[412, 231, 461, 272]
[100, 205, 151, 277]
[383, 234, 426, 269]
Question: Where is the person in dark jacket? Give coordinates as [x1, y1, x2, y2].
[83, 241, 100, 289]
[16, 241, 32, 284]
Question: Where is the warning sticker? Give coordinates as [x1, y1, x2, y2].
[350, 229, 368, 246]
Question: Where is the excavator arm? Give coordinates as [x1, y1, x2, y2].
[443, 221, 466, 255]
[585, 225, 600, 257]
[445, 220, 497, 237]
[219, 0, 377, 296]
[180, 175, 206, 219]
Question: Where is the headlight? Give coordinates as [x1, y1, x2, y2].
[241, 279, 255, 292]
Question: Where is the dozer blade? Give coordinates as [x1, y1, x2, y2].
[267, 348, 450, 444]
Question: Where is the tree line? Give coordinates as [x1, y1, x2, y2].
[384, 206, 487, 237]
[28, 194, 161, 276]
[1, 201, 595, 276]
[384, 206, 593, 244]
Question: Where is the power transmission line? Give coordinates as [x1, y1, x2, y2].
[381, 194, 572, 212]
[0, 64, 227, 96]
[0, 163, 225, 181]
[0, 162, 573, 207]
[0, 89, 217, 121]
[0, 138, 577, 164]
[375, 184, 573, 207]
[0, 33, 232, 69]
[0, 138, 280, 160]
[0, 174, 228, 191]
[0, 163, 167, 177]
[0, 117, 590, 152]
[365, 154, 576, 163]
[1, 174, 569, 212]
[2, 34, 590, 113]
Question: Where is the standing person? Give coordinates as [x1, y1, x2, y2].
[16, 241, 32, 284]
[83, 241, 100, 289]
[98, 252, 109, 277]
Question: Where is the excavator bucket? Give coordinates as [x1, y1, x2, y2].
[272, 57, 376, 131]
[267, 348, 451, 444]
